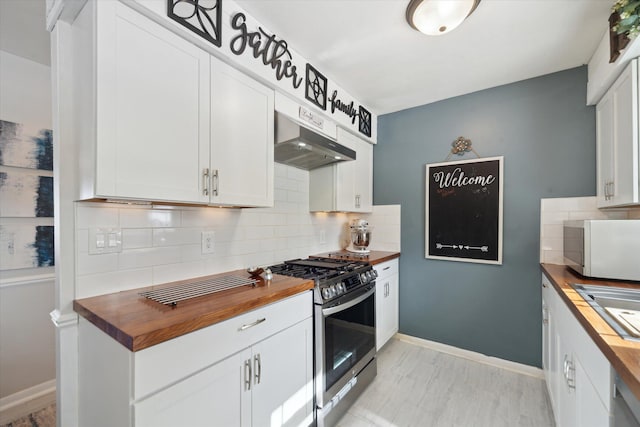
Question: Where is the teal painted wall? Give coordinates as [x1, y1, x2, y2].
[374, 67, 595, 367]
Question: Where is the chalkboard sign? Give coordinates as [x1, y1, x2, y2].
[425, 156, 503, 264]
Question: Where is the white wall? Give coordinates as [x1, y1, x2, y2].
[0, 51, 56, 401]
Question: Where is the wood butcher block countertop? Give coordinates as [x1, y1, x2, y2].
[541, 263, 640, 400]
[73, 271, 314, 352]
[312, 250, 400, 265]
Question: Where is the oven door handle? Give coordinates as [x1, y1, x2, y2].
[322, 286, 375, 316]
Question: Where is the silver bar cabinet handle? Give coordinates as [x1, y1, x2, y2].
[244, 359, 252, 391]
[202, 168, 209, 196]
[212, 169, 219, 196]
[239, 317, 266, 331]
[254, 353, 261, 385]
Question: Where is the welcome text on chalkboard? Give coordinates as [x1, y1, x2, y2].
[425, 156, 504, 265]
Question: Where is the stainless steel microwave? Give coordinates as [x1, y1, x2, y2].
[563, 219, 640, 282]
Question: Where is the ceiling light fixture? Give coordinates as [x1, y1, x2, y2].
[406, 0, 481, 36]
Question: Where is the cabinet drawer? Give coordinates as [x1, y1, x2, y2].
[133, 291, 312, 399]
[374, 259, 398, 280]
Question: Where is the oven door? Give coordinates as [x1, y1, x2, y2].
[316, 283, 376, 408]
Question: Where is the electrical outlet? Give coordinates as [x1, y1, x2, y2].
[202, 231, 215, 254]
[319, 229, 326, 244]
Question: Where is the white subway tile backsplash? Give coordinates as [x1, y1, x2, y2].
[74, 166, 401, 297]
[76, 205, 119, 229]
[568, 210, 609, 220]
[275, 175, 298, 192]
[122, 228, 153, 250]
[76, 229, 89, 253]
[118, 247, 181, 270]
[540, 211, 569, 225]
[77, 252, 119, 276]
[544, 250, 564, 265]
[119, 208, 182, 228]
[244, 226, 275, 240]
[76, 268, 153, 299]
[153, 228, 201, 247]
[152, 261, 205, 284]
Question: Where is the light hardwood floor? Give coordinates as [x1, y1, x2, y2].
[337, 338, 555, 427]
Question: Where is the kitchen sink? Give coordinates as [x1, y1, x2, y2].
[571, 283, 640, 341]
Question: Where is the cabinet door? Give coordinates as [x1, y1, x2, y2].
[134, 349, 251, 427]
[596, 89, 615, 208]
[555, 329, 577, 427]
[250, 318, 313, 427]
[375, 279, 387, 351]
[335, 129, 373, 212]
[335, 131, 358, 211]
[376, 274, 399, 350]
[210, 58, 274, 207]
[611, 61, 639, 206]
[597, 60, 640, 207]
[95, 1, 210, 203]
[375, 260, 399, 350]
[574, 357, 612, 427]
[353, 137, 373, 212]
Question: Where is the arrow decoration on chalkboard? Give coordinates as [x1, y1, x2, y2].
[436, 243, 489, 252]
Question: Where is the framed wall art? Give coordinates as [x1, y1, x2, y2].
[425, 156, 503, 264]
[0, 119, 55, 270]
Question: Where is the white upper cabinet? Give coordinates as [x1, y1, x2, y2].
[309, 128, 373, 212]
[210, 57, 274, 207]
[596, 59, 640, 208]
[74, 1, 273, 207]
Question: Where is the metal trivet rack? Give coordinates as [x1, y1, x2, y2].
[140, 275, 257, 306]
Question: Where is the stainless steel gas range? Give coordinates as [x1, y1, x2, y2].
[268, 257, 378, 427]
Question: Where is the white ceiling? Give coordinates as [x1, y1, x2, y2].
[0, 0, 613, 114]
[0, 0, 50, 66]
[236, 0, 613, 115]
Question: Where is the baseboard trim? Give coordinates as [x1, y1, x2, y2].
[0, 379, 56, 425]
[394, 333, 544, 379]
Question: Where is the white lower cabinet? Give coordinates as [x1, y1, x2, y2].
[135, 349, 250, 426]
[79, 292, 313, 427]
[374, 259, 399, 350]
[542, 273, 613, 427]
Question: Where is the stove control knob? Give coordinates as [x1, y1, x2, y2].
[321, 287, 332, 299]
[366, 271, 373, 280]
[328, 286, 336, 298]
[336, 282, 345, 294]
[360, 273, 368, 283]
[372, 269, 378, 278]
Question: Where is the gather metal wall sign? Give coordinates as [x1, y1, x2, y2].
[166, 0, 373, 139]
[229, 12, 303, 90]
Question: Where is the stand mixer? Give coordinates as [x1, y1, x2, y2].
[348, 219, 372, 254]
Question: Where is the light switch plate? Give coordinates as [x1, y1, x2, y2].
[89, 228, 122, 254]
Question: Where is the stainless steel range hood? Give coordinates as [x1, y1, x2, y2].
[275, 112, 356, 170]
